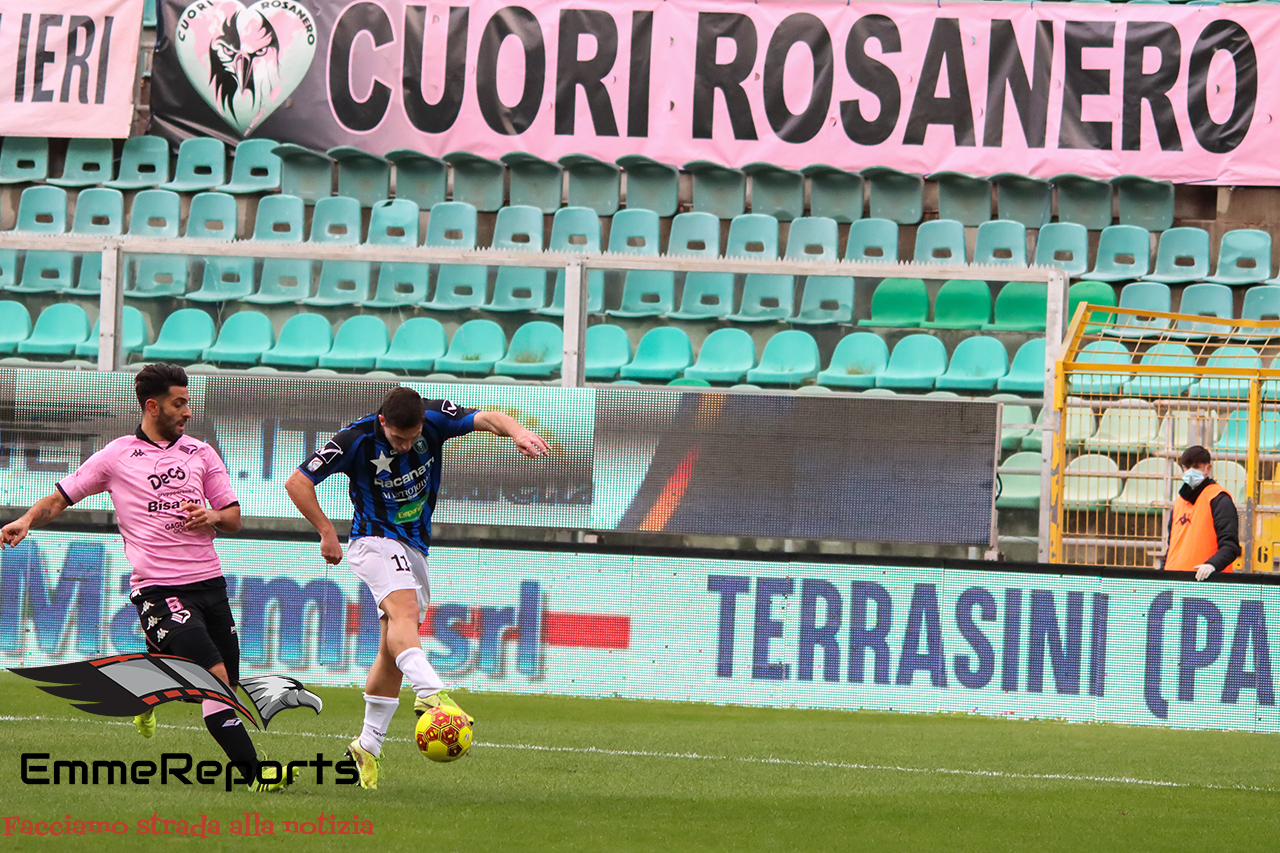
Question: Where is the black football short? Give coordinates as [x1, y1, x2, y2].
[130, 577, 241, 686]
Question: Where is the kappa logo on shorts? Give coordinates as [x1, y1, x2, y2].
[147, 616, 160, 628]
[156, 628, 168, 640]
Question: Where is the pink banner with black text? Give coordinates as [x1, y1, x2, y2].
[0, 0, 144, 138]
[151, 0, 1277, 183]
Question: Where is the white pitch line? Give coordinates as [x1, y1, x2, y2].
[1, 715, 1274, 794]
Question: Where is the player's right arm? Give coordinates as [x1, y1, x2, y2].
[285, 426, 363, 566]
[0, 490, 71, 547]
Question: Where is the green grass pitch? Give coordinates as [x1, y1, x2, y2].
[0, 671, 1277, 852]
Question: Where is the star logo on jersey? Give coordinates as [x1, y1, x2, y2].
[371, 452, 394, 477]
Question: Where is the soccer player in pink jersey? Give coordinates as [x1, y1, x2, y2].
[0, 364, 286, 792]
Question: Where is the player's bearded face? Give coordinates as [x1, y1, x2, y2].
[154, 388, 192, 441]
[379, 417, 422, 454]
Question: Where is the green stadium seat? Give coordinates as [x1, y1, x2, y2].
[1240, 285, 1280, 340]
[683, 160, 745, 219]
[0, 137, 49, 184]
[1143, 227, 1210, 284]
[1085, 225, 1152, 282]
[1034, 222, 1090, 278]
[584, 324, 632, 380]
[0, 301, 32, 353]
[434, 319, 507, 375]
[745, 330, 820, 386]
[502, 152, 562, 213]
[539, 207, 605, 316]
[309, 196, 362, 244]
[862, 166, 922, 224]
[997, 338, 1046, 394]
[375, 317, 448, 373]
[419, 200, 483, 310]
[683, 328, 756, 384]
[329, 146, 390, 208]
[817, 332, 889, 389]
[860, 278, 928, 328]
[49, 138, 115, 188]
[495, 321, 563, 378]
[200, 311, 275, 366]
[106, 136, 171, 190]
[1084, 399, 1161, 454]
[619, 327, 693, 381]
[1111, 457, 1174, 515]
[251, 194, 305, 243]
[1206, 229, 1272, 285]
[304, 261, 372, 307]
[991, 394, 1034, 450]
[985, 281, 1047, 331]
[1108, 282, 1171, 338]
[996, 451, 1042, 510]
[319, 315, 391, 370]
[935, 336, 1010, 391]
[793, 276, 854, 325]
[560, 154, 620, 216]
[161, 137, 226, 192]
[744, 162, 804, 221]
[923, 280, 991, 330]
[73, 308, 150, 360]
[445, 151, 505, 212]
[261, 313, 333, 368]
[913, 219, 966, 264]
[272, 144, 333, 205]
[1051, 174, 1113, 231]
[386, 150, 446, 210]
[139, 308, 215, 361]
[974, 220, 1027, 266]
[990, 173, 1052, 228]
[218, 139, 281, 194]
[876, 333, 948, 389]
[1170, 283, 1233, 339]
[801, 164, 863, 223]
[1069, 339, 1131, 395]
[1063, 454, 1123, 510]
[1112, 175, 1174, 232]
[1122, 342, 1197, 396]
[1188, 345, 1260, 400]
[615, 155, 677, 218]
[843, 218, 899, 262]
[607, 209, 671, 318]
[485, 205, 547, 312]
[1068, 280, 1118, 332]
[368, 198, 420, 246]
[932, 172, 991, 226]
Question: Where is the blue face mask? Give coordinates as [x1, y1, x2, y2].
[1183, 468, 1207, 489]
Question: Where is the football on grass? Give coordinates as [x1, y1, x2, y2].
[415, 705, 473, 762]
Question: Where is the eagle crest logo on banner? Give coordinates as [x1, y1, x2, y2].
[174, 0, 318, 135]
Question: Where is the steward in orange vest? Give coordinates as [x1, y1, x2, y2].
[1166, 446, 1239, 579]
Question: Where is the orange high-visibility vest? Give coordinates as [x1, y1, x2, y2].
[1166, 482, 1233, 572]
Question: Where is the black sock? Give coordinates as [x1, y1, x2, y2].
[204, 709, 259, 782]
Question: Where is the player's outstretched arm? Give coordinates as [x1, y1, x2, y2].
[0, 491, 71, 548]
[473, 411, 550, 458]
[285, 470, 344, 565]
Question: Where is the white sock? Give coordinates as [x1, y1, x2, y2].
[395, 647, 444, 698]
[359, 694, 399, 757]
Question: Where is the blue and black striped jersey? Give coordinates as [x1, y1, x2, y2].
[298, 400, 477, 553]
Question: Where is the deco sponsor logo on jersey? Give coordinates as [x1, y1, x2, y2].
[147, 467, 188, 491]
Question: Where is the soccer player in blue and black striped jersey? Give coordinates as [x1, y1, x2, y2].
[285, 387, 549, 789]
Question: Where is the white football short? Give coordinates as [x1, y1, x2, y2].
[347, 536, 431, 620]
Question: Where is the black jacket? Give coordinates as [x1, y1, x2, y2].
[1169, 478, 1241, 571]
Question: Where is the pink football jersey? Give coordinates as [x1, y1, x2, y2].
[56, 429, 239, 590]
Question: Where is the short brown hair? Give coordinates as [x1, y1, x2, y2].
[134, 363, 188, 409]
[380, 386, 424, 430]
[1179, 445, 1212, 468]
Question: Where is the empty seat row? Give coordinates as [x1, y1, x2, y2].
[1071, 340, 1280, 399]
[998, 453, 1249, 512]
[1097, 282, 1280, 340]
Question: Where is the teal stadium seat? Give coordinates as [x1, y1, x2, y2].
[309, 195, 362, 244]
[1241, 285, 1280, 341]
[18, 303, 91, 356]
[304, 260, 372, 307]
[862, 166, 923, 224]
[1216, 410, 1280, 454]
[0, 137, 49, 184]
[1189, 346, 1261, 400]
[743, 163, 804, 221]
[434, 319, 507, 375]
[793, 276, 854, 325]
[683, 328, 757, 384]
[933, 172, 992, 226]
[273, 144, 332, 205]
[1122, 342, 1197, 396]
[745, 330, 820, 386]
[367, 198, 419, 246]
[502, 152, 562, 214]
[730, 216, 835, 323]
[375, 317, 448, 373]
[666, 212, 731, 320]
[860, 278, 928, 328]
[1206, 229, 1272, 285]
[843, 218, 899, 262]
[991, 394, 1033, 450]
[876, 333, 948, 389]
[985, 281, 1047, 331]
[1108, 282, 1171, 339]
[420, 200, 484, 311]
[244, 196, 313, 305]
[140, 308, 215, 361]
[1069, 340, 1131, 395]
[485, 205, 547, 312]
[49, 138, 115, 188]
[1112, 175, 1174, 232]
[997, 338, 1046, 394]
[559, 154, 621, 216]
[76, 310, 147, 360]
[802, 164, 863, 223]
[261, 313, 333, 368]
[386, 150, 446, 210]
[364, 198, 427, 308]
[1143, 227, 1210, 284]
[817, 332, 889, 389]
[996, 451, 1042, 510]
[922, 280, 991, 330]
[1064, 455, 1123, 510]
[683, 161, 746, 219]
[584, 324, 632, 380]
[106, 136, 171, 190]
[200, 311, 275, 366]
[539, 207, 605, 316]
[329, 147, 390, 208]
[1111, 457, 1174, 515]
[607, 208, 671, 318]
[615, 155, 678, 218]
[218, 139, 281, 194]
[619, 327, 693, 381]
[63, 188, 126, 295]
[183, 192, 250, 302]
[913, 219, 966, 264]
[1085, 225, 1152, 282]
[973, 220, 1027, 266]
[319, 315, 391, 370]
[990, 173, 1052, 228]
[10, 185, 75, 293]
[445, 151, 505, 212]
[0, 301, 32, 353]
[495, 321, 564, 378]
[1051, 174, 1112, 231]
[161, 137, 226, 192]
[123, 189, 187, 299]
[935, 336, 1009, 391]
[1033, 222, 1090, 278]
[1170, 283, 1233, 340]
[1083, 400, 1161, 455]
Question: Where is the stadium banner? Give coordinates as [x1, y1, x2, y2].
[0, 370, 998, 545]
[150, 0, 1274, 183]
[3, 530, 1278, 733]
[0, 0, 145, 138]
